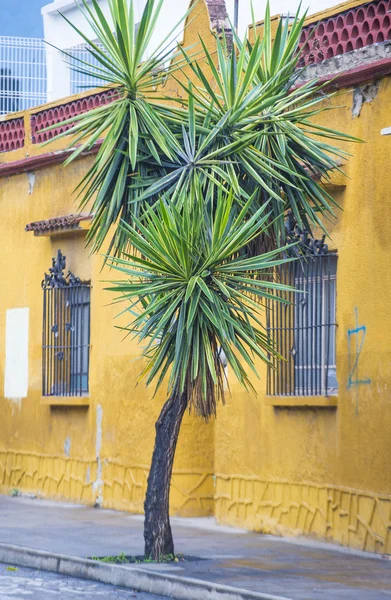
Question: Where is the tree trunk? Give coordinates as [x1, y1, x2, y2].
[144, 391, 188, 560]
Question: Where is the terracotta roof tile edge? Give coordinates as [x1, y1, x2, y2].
[25, 213, 93, 233]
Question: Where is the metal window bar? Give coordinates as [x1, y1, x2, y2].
[42, 250, 91, 397]
[64, 42, 110, 95]
[0, 36, 47, 115]
[266, 253, 338, 397]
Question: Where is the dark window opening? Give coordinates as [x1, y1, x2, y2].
[267, 240, 337, 397]
[42, 250, 91, 397]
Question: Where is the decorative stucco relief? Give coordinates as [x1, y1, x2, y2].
[1, 451, 390, 554]
[214, 474, 391, 554]
[0, 451, 214, 517]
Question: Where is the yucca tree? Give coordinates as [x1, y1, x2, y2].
[49, 0, 354, 559]
[106, 192, 295, 557]
[51, 0, 355, 256]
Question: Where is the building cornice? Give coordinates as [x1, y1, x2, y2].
[0, 142, 101, 178]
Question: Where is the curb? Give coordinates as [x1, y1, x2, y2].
[0, 543, 291, 600]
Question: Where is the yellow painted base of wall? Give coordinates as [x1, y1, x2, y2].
[2, 450, 390, 555]
[0, 450, 214, 517]
[0, 450, 95, 504]
[215, 474, 391, 555]
[102, 460, 214, 516]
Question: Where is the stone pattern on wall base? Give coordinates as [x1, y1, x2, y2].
[2, 451, 390, 554]
[0, 451, 96, 504]
[0, 451, 214, 517]
[214, 474, 391, 555]
[102, 460, 214, 516]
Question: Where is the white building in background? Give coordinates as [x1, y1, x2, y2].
[42, 0, 147, 101]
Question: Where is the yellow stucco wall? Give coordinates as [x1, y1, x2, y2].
[0, 0, 219, 517]
[0, 155, 215, 516]
[214, 76, 391, 554]
[0, 0, 391, 555]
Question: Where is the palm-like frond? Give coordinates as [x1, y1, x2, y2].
[46, 0, 193, 255]
[46, 0, 358, 257]
[176, 4, 359, 242]
[43, 0, 359, 416]
[106, 192, 295, 418]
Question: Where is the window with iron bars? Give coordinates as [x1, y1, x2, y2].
[42, 250, 91, 397]
[266, 227, 338, 397]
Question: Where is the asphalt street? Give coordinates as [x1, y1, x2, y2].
[0, 563, 169, 599]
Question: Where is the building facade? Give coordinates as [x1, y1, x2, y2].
[0, 0, 391, 555]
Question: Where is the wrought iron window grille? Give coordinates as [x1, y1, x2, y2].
[266, 216, 338, 397]
[284, 212, 330, 257]
[42, 250, 91, 397]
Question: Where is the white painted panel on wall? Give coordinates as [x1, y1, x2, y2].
[4, 308, 29, 399]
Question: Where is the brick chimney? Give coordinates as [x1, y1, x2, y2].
[205, 0, 230, 34]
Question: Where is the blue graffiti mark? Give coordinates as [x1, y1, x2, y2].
[347, 307, 370, 414]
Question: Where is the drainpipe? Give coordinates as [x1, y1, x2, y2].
[234, 0, 239, 34]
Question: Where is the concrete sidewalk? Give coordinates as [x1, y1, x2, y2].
[0, 496, 390, 600]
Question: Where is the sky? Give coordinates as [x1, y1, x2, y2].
[0, 0, 48, 37]
[0, 0, 337, 39]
